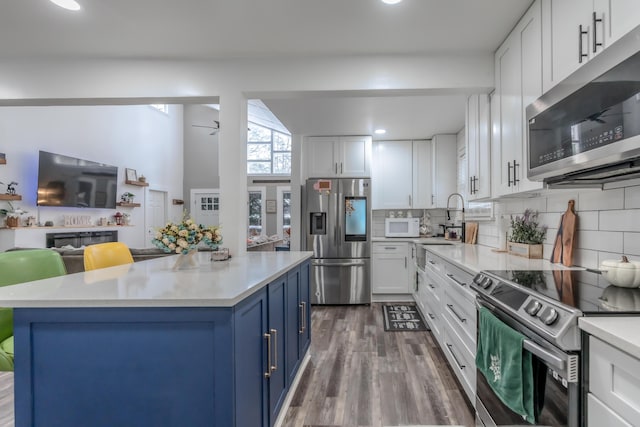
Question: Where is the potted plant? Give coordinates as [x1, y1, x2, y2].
[121, 192, 135, 204]
[507, 209, 547, 259]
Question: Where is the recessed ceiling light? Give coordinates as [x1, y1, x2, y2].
[49, 0, 81, 11]
[381, 0, 403, 4]
[374, 129, 387, 135]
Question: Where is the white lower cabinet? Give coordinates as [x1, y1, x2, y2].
[414, 248, 477, 405]
[588, 336, 640, 426]
[372, 242, 410, 294]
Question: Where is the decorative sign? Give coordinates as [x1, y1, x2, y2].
[64, 215, 92, 227]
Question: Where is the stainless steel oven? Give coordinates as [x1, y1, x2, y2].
[472, 268, 640, 427]
[475, 296, 579, 427]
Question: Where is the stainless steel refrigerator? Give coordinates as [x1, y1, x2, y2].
[303, 178, 371, 304]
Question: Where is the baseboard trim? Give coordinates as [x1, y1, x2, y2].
[274, 350, 311, 427]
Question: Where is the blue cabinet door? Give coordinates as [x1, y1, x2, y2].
[234, 287, 269, 427]
[268, 274, 288, 426]
[299, 261, 311, 356]
[286, 266, 301, 386]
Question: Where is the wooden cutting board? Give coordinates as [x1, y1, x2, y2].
[465, 222, 478, 244]
[550, 200, 577, 266]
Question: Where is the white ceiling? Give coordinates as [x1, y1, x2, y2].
[1, 0, 534, 139]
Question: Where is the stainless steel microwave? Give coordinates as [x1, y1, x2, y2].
[526, 25, 640, 187]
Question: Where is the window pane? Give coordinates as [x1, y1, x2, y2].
[273, 132, 291, 151]
[248, 191, 263, 236]
[283, 191, 291, 226]
[273, 153, 291, 174]
[248, 143, 271, 160]
[248, 162, 271, 174]
[248, 123, 271, 142]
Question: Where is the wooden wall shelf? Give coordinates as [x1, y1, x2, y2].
[0, 159, 6, 165]
[116, 202, 141, 207]
[0, 194, 22, 201]
[125, 180, 149, 187]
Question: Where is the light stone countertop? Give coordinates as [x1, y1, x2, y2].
[418, 241, 576, 274]
[0, 251, 313, 308]
[579, 317, 640, 359]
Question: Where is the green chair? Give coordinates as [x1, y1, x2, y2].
[0, 249, 67, 371]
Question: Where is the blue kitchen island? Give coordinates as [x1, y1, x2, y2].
[0, 251, 312, 427]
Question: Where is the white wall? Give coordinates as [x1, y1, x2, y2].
[0, 104, 184, 249]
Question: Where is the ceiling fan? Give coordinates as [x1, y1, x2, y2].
[192, 120, 220, 135]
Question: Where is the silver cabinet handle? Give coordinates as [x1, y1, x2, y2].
[592, 11, 602, 53]
[428, 283, 435, 289]
[270, 328, 278, 373]
[405, 257, 407, 268]
[264, 332, 272, 378]
[409, 195, 412, 206]
[579, 24, 588, 63]
[340, 162, 343, 174]
[446, 273, 466, 287]
[299, 302, 306, 334]
[446, 343, 466, 370]
[507, 161, 512, 187]
[428, 312, 435, 320]
[428, 260, 436, 265]
[513, 159, 520, 185]
[447, 303, 467, 323]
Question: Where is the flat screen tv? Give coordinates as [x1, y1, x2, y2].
[37, 151, 118, 209]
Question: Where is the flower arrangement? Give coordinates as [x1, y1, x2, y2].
[152, 214, 222, 254]
[509, 209, 547, 244]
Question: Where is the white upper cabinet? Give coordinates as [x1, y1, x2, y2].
[492, 0, 544, 197]
[305, 136, 371, 178]
[372, 140, 414, 209]
[542, 0, 640, 93]
[466, 94, 491, 200]
[412, 140, 433, 209]
[430, 134, 457, 208]
[372, 139, 433, 209]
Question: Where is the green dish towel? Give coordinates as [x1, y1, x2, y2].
[476, 307, 535, 423]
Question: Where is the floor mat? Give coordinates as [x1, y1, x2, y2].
[382, 303, 429, 331]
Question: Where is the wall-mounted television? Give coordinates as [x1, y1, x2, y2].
[37, 151, 118, 209]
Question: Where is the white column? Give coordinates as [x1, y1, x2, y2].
[218, 90, 248, 257]
[290, 134, 303, 251]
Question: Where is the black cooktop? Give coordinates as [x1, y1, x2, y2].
[484, 269, 640, 314]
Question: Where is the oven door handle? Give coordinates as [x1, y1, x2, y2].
[475, 298, 568, 373]
[522, 339, 566, 373]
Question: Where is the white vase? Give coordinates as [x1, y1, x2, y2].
[172, 250, 199, 271]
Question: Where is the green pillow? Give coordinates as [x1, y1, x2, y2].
[0, 336, 13, 356]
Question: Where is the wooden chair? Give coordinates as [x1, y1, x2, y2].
[83, 242, 134, 271]
[0, 249, 67, 371]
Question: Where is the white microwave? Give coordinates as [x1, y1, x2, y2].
[384, 217, 420, 238]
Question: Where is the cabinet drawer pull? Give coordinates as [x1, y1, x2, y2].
[446, 273, 466, 287]
[428, 312, 435, 320]
[446, 343, 466, 370]
[428, 260, 436, 265]
[264, 332, 272, 379]
[507, 161, 512, 187]
[592, 12, 603, 53]
[428, 283, 436, 289]
[447, 303, 467, 323]
[513, 160, 520, 185]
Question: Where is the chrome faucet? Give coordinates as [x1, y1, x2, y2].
[446, 193, 465, 241]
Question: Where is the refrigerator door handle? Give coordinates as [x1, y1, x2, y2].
[311, 260, 367, 267]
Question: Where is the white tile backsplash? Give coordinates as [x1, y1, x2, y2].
[624, 185, 640, 209]
[599, 209, 640, 232]
[477, 183, 640, 270]
[579, 188, 624, 211]
[624, 233, 640, 256]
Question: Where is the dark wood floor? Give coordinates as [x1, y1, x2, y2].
[281, 304, 475, 427]
[0, 304, 474, 427]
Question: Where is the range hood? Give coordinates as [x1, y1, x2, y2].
[526, 25, 640, 188]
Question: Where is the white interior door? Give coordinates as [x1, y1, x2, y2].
[146, 190, 168, 246]
[191, 188, 220, 227]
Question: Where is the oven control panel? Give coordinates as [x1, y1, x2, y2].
[472, 272, 582, 350]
